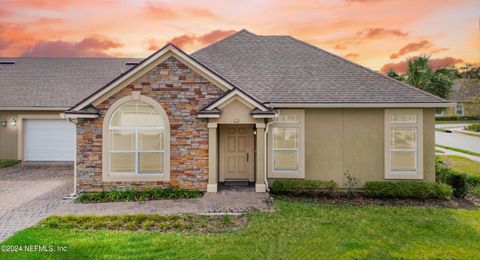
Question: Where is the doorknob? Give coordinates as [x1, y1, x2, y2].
[246, 153, 249, 162]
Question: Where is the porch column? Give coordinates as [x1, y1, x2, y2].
[255, 123, 266, 192]
[207, 122, 218, 192]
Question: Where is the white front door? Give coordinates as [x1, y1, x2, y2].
[219, 125, 254, 182]
[24, 119, 75, 161]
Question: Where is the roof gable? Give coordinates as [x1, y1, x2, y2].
[70, 44, 236, 111]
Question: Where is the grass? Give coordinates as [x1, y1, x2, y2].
[435, 149, 444, 153]
[440, 155, 480, 177]
[435, 144, 480, 157]
[0, 160, 20, 169]
[2, 199, 480, 259]
[76, 188, 203, 203]
[39, 214, 244, 232]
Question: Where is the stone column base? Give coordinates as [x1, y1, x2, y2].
[255, 184, 266, 193]
[207, 184, 218, 193]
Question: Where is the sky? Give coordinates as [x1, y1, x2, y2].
[0, 0, 478, 73]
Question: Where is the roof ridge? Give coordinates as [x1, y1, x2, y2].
[192, 29, 255, 55]
[286, 36, 447, 103]
[0, 56, 141, 60]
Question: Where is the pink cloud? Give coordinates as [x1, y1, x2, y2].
[21, 36, 123, 57]
[356, 27, 408, 38]
[389, 40, 433, 59]
[380, 56, 464, 74]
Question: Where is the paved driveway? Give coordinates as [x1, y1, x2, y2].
[0, 163, 73, 242]
[436, 131, 480, 154]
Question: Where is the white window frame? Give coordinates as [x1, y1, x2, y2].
[384, 109, 423, 180]
[268, 109, 305, 179]
[108, 126, 165, 175]
[102, 92, 170, 182]
[455, 104, 464, 116]
[272, 127, 300, 173]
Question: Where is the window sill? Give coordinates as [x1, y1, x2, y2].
[385, 172, 423, 180]
[103, 173, 170, 182]
[268, 171, 305, 179]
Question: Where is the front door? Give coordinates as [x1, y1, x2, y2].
[219, 125, 255, 182]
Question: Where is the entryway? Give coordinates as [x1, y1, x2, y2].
[219, 124, 255, 183]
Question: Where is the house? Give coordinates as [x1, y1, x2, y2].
[0, 30, 451, 193]
[436, 79, 480, 117]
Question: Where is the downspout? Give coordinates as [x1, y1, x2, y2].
[263, 115, 277, 192]
[64, 116, 78, 199]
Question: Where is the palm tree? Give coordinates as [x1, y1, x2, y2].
[388, 55, 453, 99]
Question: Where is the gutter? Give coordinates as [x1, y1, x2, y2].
[263, 115, 278, 192]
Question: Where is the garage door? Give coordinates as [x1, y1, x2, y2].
[24, 119, 75, 161]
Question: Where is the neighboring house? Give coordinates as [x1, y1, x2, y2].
[0, 30, 450, 193]
[436, 79, 480, 117]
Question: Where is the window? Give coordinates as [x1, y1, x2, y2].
[384, 109, 423, 179]
[103, 93, 170, 182]
[109, 101, 165, 174]
[269, 109, 305, 178]
[456, 104, 464, 116]
[273, 128, 299, 171]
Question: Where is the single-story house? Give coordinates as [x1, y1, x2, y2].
[436, 79, 480, 117]
[0, 30, 451, 193]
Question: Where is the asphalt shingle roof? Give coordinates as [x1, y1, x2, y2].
[0, 57, 140, 108]
[192, 30, 446, 104]
[0, 30, 446, 109]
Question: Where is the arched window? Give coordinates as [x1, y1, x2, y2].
[103, 94, 170, 181]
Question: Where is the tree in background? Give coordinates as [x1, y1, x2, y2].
[455, 63, 480, 80]
[387, 55, 454, 99]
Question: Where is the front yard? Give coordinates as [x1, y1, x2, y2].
[2, 199, 479, 259]
[440, 155, 480, 177]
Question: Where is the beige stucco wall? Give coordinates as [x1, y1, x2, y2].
[303, 108, 435, 187]
[0, 111, 19, 160]
[0, 111, 63, 160]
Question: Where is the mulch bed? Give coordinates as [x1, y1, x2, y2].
[273, 195, 477, 209]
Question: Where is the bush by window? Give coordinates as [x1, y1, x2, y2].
[270, 179, 338, 196]
[363, 181, 452, 199]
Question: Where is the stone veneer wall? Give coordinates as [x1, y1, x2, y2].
[77, 57, 224, 192]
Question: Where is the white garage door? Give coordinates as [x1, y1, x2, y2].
[24, 119, 75, 161]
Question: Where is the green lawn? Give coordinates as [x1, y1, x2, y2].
[441, 155, 480, 177]
[0, 160, 20, 169]
[2, 200, 480, 259]
[435, 144, 480, 157]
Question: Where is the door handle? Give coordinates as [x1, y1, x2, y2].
[246, 153, 249, 162]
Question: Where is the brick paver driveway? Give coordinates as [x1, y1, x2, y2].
[0, 163, 73, 242]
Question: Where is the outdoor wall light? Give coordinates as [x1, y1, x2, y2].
[11, 118, 16, 127]
[1, 120, 6, 127]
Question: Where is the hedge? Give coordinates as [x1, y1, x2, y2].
[436, 162, 480, 198]
[435, 116, 479, 121]
[363, 181, 452, 199]
[76, 188, 203, 203]
[270, 179, 338, 196]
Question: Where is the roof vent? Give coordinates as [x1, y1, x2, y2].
[126, 62, 139, 65]
[0, 61, 15, 65]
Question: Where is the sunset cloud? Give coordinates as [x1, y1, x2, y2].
[145, 2, 177, 20]
[380, 56, 464, 74]
[163, 29, 236, 49]
[334, 44, 347, 50]
[356, 28, 408, 39]
[389, 40, 433, 59]
[344, 53, 360, 59]
[21, 36, 124, 57]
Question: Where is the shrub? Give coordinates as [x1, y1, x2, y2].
[436, 116, 479, 121]
[270, 179, 338, 196]
[436, 165, 470, 198]
[363, 181, 452, 199]
[466, 123, 480, 132]
[76, 188, 203, 203]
